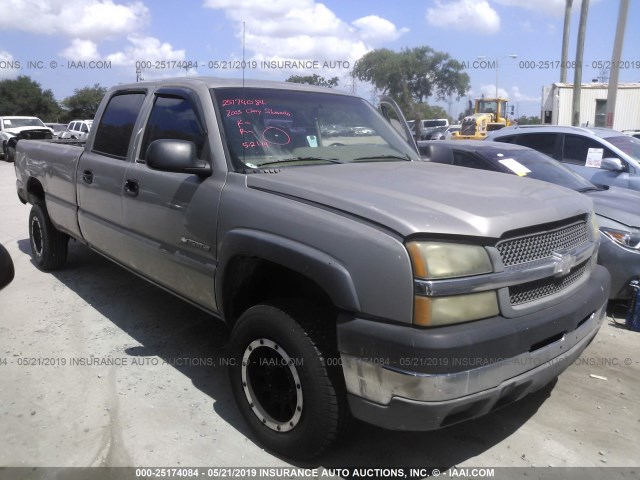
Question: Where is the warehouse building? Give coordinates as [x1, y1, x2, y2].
[541, 82, 640, 131]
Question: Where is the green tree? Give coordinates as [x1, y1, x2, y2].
[0, 76, 61, 121]
[61, 84, 107, 120]
[515, 115, 541, 125]
[410, 103, 450, 123]
[353, 47, 470, 113]
[285, 74, 339, 88]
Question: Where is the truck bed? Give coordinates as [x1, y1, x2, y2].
[16, 139, 85, 239]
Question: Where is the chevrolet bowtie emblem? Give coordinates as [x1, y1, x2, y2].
[552, 251, 576, 277]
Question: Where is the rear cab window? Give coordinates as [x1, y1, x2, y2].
[92, 92, 146, 159]
[513, 133, 559, 159]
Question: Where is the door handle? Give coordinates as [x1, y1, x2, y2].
[82, 170, 93, 184]
[124, 179, 139, 197]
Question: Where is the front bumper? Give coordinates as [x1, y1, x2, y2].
[337, 264, 610, 431]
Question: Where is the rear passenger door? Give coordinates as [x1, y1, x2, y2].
[77, 90, 147, 261]
[511, 133, 562, 159]
[120, 87, 220, 311]
[560, 134, 631, 188]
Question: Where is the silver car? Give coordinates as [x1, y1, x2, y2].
[487, 125, 640, 192]
[419, 140, 640, 300]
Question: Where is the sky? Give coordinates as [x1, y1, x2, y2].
[0, 0, 638, 119]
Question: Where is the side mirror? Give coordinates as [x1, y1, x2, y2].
[0, 244, 15, 291]
[146, 139, 211, 177]
[601, 157, 624, 172]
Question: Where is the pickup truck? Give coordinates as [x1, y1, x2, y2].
[1, 116, 53, 161]
[15, 77, 610, 459]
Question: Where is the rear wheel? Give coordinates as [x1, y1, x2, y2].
[29, 203, 69, 271]
[228, 301, 347, 459]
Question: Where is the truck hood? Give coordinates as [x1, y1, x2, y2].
[246, 162, 593, 238]
[586, 186, 640, 229]
[3, 126, 52, 136]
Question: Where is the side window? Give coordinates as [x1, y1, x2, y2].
[452, 151, 493, 170]
[562, 135, 615, 165]
[81, 123, 89, 133]
[69, 122, 76, 131]
[515, 133, 558, 158]
[493, 135, 515, 144]
[140, 95, 205, 160]
[93, 92, 146, 159]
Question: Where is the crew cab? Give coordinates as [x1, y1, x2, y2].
[15, 77, 610, 459]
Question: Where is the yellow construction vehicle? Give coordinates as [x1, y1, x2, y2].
[452, 97, 511, 140]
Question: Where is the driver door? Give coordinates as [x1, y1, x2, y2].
[378, 96, 419, 155]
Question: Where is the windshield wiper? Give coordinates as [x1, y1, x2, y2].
[576, 186, 604, 193]
[352, 154, 411, 162]
[258, 157, 343, 167]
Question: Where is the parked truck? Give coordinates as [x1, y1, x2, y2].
[15, 77, 610, 459]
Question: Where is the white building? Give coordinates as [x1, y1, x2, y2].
[541, 82, 640, 131]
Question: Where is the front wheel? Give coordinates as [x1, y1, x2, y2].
[228, 302, 347, 459]
[29, 203, 69, 271]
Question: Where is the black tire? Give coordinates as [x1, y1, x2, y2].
[29, 203, 69, 271]
[228, 301, 347, 459]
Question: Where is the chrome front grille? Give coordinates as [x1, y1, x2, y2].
[509, 261, 589, 305]
[497, 221, 589, 267]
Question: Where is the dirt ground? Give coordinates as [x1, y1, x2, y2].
[0, 161, 639, 475]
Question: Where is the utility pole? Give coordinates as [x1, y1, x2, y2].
[560, 0, 573, 83]
[605, 0, 629, 128]
[571, 0, 589, 126]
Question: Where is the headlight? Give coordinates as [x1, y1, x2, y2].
[407, 241, 497, 326]
[414, 292, 499, 327]
[601, 227, 640, 251]
[406, 241, 492, 279]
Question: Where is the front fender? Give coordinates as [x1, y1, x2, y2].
[216, 228, 361, 315]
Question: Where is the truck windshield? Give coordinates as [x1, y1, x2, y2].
[212, 87, 418, 170]
[2, 118, 46, 128]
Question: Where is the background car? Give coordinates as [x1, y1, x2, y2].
[486, 125, 640, 192]
[45, 123, 69, 139]
[59, 119, 93, 140]
[419, 140, 640, 300]
[429, 124, 461, 140]
[0, 116, 53, 161]
[409, 118, 450, 140]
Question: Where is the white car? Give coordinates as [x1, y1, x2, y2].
[0, 116, 53, 161]
[59, 119, 93, 140]
[429, 125, 461, 140]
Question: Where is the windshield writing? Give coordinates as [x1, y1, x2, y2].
[214, 87, 418, 170]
